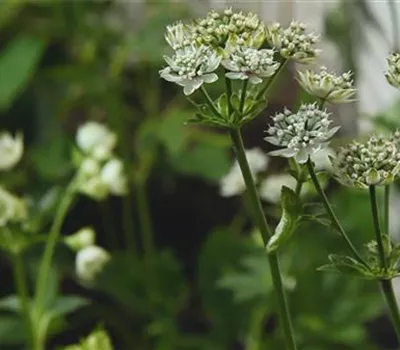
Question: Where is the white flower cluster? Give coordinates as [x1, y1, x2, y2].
[265, 103, 339, 164]
[265, 21, 320, 63]
[386, 53, 400, 89]
[219, 148, 268, 197]
[75, 121, 128, 201]
[297, 66, 356, 103]
[66, 226, 110, 284]
[160, 45, 221, 96]
[222, 46, 280, 84]
[332, 135, 400, 189]
[0, 132, 23, 170]
[0, 186, 27, 227]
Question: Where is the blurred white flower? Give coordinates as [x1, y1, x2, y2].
[0, 132, 23, 170]
[77, 175, 109, 201]
[297, 66, 356, 103]
[311, 148, 335, 172]
[259, 174, 297, 203]
[76, 245, 110, 284]
[79, 158, 101, 177]
[65, 226, 95, 252]
[219, 148, 268, 197]
[0, 187, 27, 226]
[159, 44, 221, 95]
[223, 46, 280, 84]
[76, 122, 116, 161]
[100, 158, 128, 195]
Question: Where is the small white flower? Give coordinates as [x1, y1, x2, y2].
[76, 122, 117, 161]
[76, 245, 110, 284]
[259, 174, 297, 203]
[0, 187, 27, 226]
[79, 158, 101, 177]
[65, 226, 95, 252]
[265, 103, 339, 164]
[0, 132, 23, 170]
[77, 175, 109, 201]
[165, 22, 193, 50]
[219, 148, 268, 197]
[265, 21, 320, 63]
[223, 46, 280, 84]
[297, 66, 356, 103]
[100, 158, 128, 196]
[159, 44, 221, 95]
[386, 53, 400, 89]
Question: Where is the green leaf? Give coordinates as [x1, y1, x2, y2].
[318, 254, 373, 278]
[0, 295, 23, 313]
[50, 296, 89, 318]
[267, 186, 301, 253]
[0, 315, 25, 345]
[0, 36, 46, 110]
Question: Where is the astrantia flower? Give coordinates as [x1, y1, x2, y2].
[76, 122, 116, 161]
[265, 103, 339, 163]
[100, 158, 128, 195]
[386, 53, 400, 89]
[76, 245, 110, 284]
[219, 148, 268, 197]
[0, 132, 23, 170]
[193, 8, 265, 48]
[297, 66, 356, 103]
[165, 22, 194, 50]
[222, 46, 280, 84]
[332, 135, 400, 189]
[265, 21, 320, 63]
[159, 44, 221, 95]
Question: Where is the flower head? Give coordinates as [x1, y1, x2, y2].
[100, 158, 128, 196]
[265, 103, 339, 163]
[193, 8, 265, 48]
[165, 22, 194, 50]
[222, 46, 280, 84]
[332, 135, 400, 189]
[297, 66, 356, 103]
[219, 148, 268, 197]
[265, 21, 320, 63]
[76, 122, 116, 161]
[76, 245, 110, 284]
[0, 132, 23, 170]
[386, 53, 400, 89]
[159, 44, 221, 95]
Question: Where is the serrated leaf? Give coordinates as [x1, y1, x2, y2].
[319, 254, 373, 278]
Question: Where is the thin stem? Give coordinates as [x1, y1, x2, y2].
[385, 185, 391, 235]
[380, 279, 400, 344]
[200, 86, 221, 118]
[34, 181, 76, 315]
[239, 79, 249, 114]
[224, 74, 234, 117]
[306, 159, 370, 268]
[12, 252, 34, 349]
[230, 128, 297, 350]
[135, 180, 154, 258]
[295, 180, 303, 197]
[256, 59, 288, 100]
[369, 186, 387, 270]
[388, 0, 400, 52]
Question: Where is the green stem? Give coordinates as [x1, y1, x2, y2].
[256, 59, 287, 100]
[135, 180, 154, 258]
[12, 252, 34, 349]
[380, 279, 400, 344]
[385, 185, 391, 235]
[239, 79, 249, 114]
[295, 180, 303, 197]
[224, 74, 234, 117]
[200, 86, 221, 118]
[306, 159, 370, 268]
[230, 128, 297, 350]
[369, 186, 387, 270]
[34, 181, 76, 315]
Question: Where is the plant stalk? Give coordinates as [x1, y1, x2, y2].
[385, 185, 391, 235]
[306, 159, 369, 268]
[230, 128, 297, 350]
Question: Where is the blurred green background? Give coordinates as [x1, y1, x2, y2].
[1, 1, 400, 349]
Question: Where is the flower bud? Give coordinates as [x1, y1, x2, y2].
[76, 245, 110, 284]
[0, 132, 23, 170]
[65, 226, 95, 252]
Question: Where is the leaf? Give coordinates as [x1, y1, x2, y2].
[318, 254, 373, 279]
[0, 295, 23, 313]
[50, 296, 89, 318]
[267, 186, 301, 253]
[0, 315, 25, 345]
[0, 36, 46, 110]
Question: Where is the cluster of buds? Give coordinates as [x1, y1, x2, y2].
[75, 121, 128, 201]
[297, 66, 356, 103]
[265, 21, 320, 63]
[265, 103, 339, 163]
[386, 53, 400, 89]
[332, 135, 400, 189]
